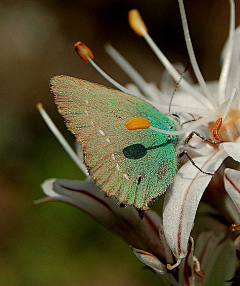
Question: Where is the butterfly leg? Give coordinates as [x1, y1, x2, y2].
[137, 209, 145, 220]
[184, 131, 219, 145]
[178, 150, 214, 176]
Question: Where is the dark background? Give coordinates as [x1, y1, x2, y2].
[1, 0, 240, 285]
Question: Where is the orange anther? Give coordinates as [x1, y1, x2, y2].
[128, 9, 148, 37]
[125, 117, 150, 130]
[74, 41, 94, 63]
[212, 118, 222, 141]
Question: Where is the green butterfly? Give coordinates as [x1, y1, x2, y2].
[51, 75, 179, 210]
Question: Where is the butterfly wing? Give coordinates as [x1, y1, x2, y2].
[51, 75, 178, 210]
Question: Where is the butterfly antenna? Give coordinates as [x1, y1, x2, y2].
[168, 61, 191, 115]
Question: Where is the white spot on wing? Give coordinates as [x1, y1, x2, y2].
[111, 154, 116, 160]
[123, 174, 129, 180]
[99, 130, 105, 136]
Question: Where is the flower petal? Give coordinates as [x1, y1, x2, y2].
[224, 195, 240, 223]
[220, 141, 240, 162]
[40, 178, 165, 260]
[131, 247, 178, 285]
[224, 168, 240, 214]
[163, 150, 228, 259]
[131, 247, 164, 274]
[222, 26, 240, 99]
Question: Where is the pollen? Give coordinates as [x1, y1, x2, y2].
[74, 41, 94, 63]
[208, 109, 240, 142]
[125, 117, 150, 130]
[212, 118, 222, 141]
[128, 9, 148, 37]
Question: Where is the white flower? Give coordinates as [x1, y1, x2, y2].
[37, 177, 236, 285]
[37, 0, 240, 282]
[161, 0, 240, 267]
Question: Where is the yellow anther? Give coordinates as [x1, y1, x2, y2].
[125, 117, 150, 130]
[230, 223, 240, 233]
[128, 9, 148, 37]
[74, 41, 94, 63]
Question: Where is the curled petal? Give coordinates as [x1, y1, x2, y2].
[131, 247, 164, 274]
[163, 150, 228, 260]
[224, 168, 240, 214]
[39, 178, 165, 260]
[131, 247, 178, 285]
[220, 141, 240, 162]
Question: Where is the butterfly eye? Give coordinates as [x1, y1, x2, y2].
[125, 117, 150, 130]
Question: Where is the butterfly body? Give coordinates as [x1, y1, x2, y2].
[51, 75, 178, 210]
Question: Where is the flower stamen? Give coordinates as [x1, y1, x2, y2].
[128, 9, 211, 109]
[222, 87, 238, 122]
[149, 116, 215, 136]
[167, 258, 181, 270]
[212, 118, 222, 141]
[105, 44, 162, 102]
[125, 117, 150, 130]
[37, 103, 89, 176]
[74, 41, 94, 62]
[128, 9, 147, 37]
[218, 0, 235, 105]
[193, 256, 205, 278]
[74, 41, 137, 96]
[178, 0, 217, 110]
[229, 223, 240, 233]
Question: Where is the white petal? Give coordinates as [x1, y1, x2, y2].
[39, 178, 165, 260]
[234, 234, 240, 251]
[221, 27, 240, 98]
[163, 150, 228, 259]
[224, 195, 240, 223]
[220, 141, 240, 162]
[224, 168, 240, 214]
[131, 247, 178, 285]
[131, 247, 164, 274]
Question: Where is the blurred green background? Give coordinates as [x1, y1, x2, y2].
[1, 0, 240, 285]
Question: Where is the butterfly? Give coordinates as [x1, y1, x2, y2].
[51, 75, 179, 210]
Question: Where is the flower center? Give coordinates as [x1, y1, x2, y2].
[208, 109, 240, 142]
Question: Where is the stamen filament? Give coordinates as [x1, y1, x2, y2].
[150, 116, 215, 136]
[143, 32, 210, 109]
[178, 0, 217, 110]
[167, 258, 182, 270]
[218, 0, 235, 105]
[87, 57, 138, 96]
[150, 102, 214, 117]
[37, 103, 89, 176]
[74, 41, 137, 96]
[222, 87, 237, 121]
[105, 44, 162, 102]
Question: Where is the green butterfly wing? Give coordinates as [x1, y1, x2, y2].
[51, 75, 178, 210]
